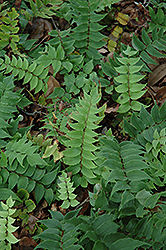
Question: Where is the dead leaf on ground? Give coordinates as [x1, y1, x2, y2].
[19, 236, 37, 248]
[121, 32, 132, 45]
[45, 75, 60, 98]
[15, 0, 22, 9]
[105, 104, 119, 113]
[25, 18, 53, 40]
[148, 63, 166, 86]
[156, 86, 166, 105]
[28, 215, 38, 232]
[51, 202, 58, 211]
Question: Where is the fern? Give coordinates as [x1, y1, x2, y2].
[148, 6, 166, 31]
[48, 28, 75, 56]
[63, 87, 101, 187]
[0, 55, 49, 93]
[34, 207, 152, 250]
[0, 74, 30, 147]
[37, 44, 73, 76]
[114, 46, 146, 113]
[132, 7, 166, 66]
[96, 0, 120, 12]
[0, 196, 19, 250]
[0, 4, 20, 52]
[58, 171, 79, 209]
[12, 189, 36, 228]
[0, 136, 61, 204]
[27, 0, 63, 18]
[34, 210, 83, 250]
[66, 0, 106, 63]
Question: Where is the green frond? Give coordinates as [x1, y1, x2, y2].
[0, 196, 19, 249]
[0, 55, 49, 93]
[58, 171, 79, 209]
[63, 87, 101, 187]
[33, 210, 83, 250]
[113, 46, 146, 113]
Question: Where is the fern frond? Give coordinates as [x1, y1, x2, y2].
[0, 75, 30, 147]
[0, 6, 20, 52]
[114, 46, 146, 113]
[132, 8, 166, 66]
[0, 55, 49, 93]
[0, 196, 19, 249]
[33, 210, 83, 250]
[27, 0, 63, 18]
[67, 0, 106, 62]
[58, 171, 79, 209]
[63, 87, 101, 187]
[0, 136, 61, 204]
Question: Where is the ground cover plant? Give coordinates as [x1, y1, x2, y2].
[0, 0, 166, 249]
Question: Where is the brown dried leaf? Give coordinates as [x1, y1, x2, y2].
[45, 76, 60, 98]
[25, 18, 53, 40]
[105, 104, 119, 113]
[148, 63, 166, 86]
[19, 236, 37, 247]
[28, 215, 38, 232]
[51, 202, 58, 212]
[15, 0, 22, 9]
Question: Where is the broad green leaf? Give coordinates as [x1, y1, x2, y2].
[131, 100, 142, 111]
[146, 44, 165, 58]
[142, 28, 152, 45]
[130, 90, 147, 100]
[129, 74, 145, 83]
[132, 34, 146, 51]
[115, 84, 128, 93]
[140, 51, 158, 65]
[34, 183, 45, 204]
[118, 102, 130, 113]
[92, 241, 107, 250]
[83, 60, 94, 74]
[123, 119, 137, 137]
[27, 154, 47, 166]
[111, 238, 151, 250]
[114, 75, 128, 84]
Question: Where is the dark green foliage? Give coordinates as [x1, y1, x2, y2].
[132, 7, 166, 66]
[34, 210, 83, 250]
[64, 0, 106, 62]
[13, 189, 36, 227]
[0, 74, 30, 147]
[27, 0, 63, 18]
[0, 136, 61, 204]
[0, 1, 166, 249]
[0, 55, 49, 93]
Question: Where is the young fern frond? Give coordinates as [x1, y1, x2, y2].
[114, 46, 146, 113]
[0, 6, 20, 52]
[63, 87, 101, 187]
[58, 171, 79, 209]
[0, 196, 19, 249]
